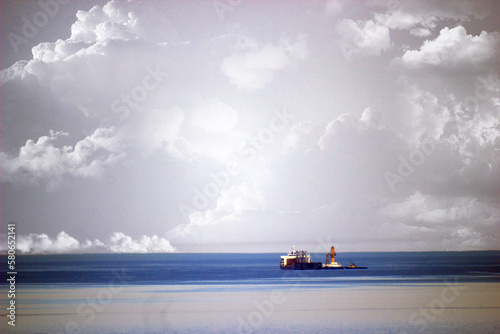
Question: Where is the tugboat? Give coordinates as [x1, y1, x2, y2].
[280, 245, 367, 270]
[345, 262, 367, 269]
[280, 246, 322, 270]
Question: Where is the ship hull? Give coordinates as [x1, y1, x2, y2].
[281, 265, 368, 270]
[280, 262, 323, 270]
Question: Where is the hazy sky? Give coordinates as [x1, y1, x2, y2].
[1, 0, 499, 253]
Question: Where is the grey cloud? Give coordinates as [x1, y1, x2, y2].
[1, 0, 499, 252]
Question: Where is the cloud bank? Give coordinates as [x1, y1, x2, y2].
[0, 231, 176, 254]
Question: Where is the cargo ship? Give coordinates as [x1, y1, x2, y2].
[280, 245, 367, 270]
[279, 246, 322, 270]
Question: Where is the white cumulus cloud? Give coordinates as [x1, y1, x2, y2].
[0, 231, 176, 254]
[107, 232, 176, 253]
[336, 19, 391, 57]
[395, 26, 500, 70]
[410, 27, 432, 37]
[221, 34, 309, 91]
[16, 231, 80, 254]
[0, 127, 124, 191]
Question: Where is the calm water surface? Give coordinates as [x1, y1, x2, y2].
[2, 252, 499, 334]
[8, 251, 500, 287]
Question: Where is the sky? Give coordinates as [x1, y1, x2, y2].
[1, 0, 499, 253]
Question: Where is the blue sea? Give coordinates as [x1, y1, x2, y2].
[2, 251, 500, 334]
[11, 251, 500, 286]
